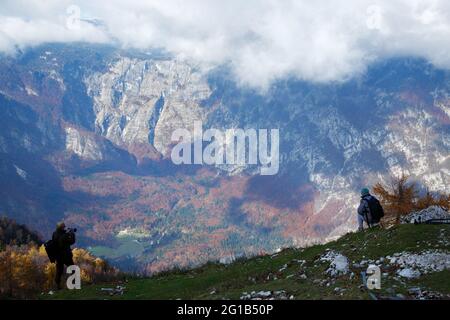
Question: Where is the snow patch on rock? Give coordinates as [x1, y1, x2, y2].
[14, 165, 27, 180]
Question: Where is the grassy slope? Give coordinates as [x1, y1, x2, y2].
[48, 224, 450, 300]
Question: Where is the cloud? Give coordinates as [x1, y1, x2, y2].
[1, 0, 450, 88]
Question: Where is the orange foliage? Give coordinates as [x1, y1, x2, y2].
[373, 174, 449, 224]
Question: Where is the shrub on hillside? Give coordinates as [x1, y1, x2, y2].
[0, 243, 119, 299]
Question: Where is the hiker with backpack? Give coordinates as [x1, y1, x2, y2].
[357, 188, 384, 231]
[45, 222, 77, 289]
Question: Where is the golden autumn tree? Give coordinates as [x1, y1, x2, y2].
[0, 246, 14, 298]
[10, 247, 43, 298]
[373, 174, 418, 223]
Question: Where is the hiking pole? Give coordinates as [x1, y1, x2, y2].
[364, 212, 372, 229]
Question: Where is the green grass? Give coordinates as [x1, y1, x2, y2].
[47, 224, 449, 300]
[409, 270, 450, 294]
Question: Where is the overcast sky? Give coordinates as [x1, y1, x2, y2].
[1, 0, 449, 88]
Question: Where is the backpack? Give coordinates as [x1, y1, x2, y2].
[366, 196, 385, 223]
[44, 239, 58, 263]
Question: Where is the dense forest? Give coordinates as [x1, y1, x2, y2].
[0, 217, 42, 247]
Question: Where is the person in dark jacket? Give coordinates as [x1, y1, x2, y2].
[357, 188, 380, 231]
[52, 222, 76, 289]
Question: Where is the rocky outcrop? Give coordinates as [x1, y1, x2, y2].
[318, 250, 350, 277]
[240, 290, 294, 300]
[387, 250, 450, 279]
[401, 206, 450, 224]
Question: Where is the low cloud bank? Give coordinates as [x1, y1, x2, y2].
[1, 0, 449, 88]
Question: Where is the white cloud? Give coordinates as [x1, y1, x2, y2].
[1, 0, 450, 88]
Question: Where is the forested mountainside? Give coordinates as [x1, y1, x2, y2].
[0, 44, 449, 272]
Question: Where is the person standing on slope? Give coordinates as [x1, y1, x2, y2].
[52, 222, 76, 289]
[357, 188, 384, 231]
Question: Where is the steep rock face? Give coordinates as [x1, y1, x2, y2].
[85, 58, 211, 157]
[63, 125, 137, 166]
[65, 126, 104, 161]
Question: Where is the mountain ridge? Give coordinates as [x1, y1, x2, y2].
[0, 43, 449, 272]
